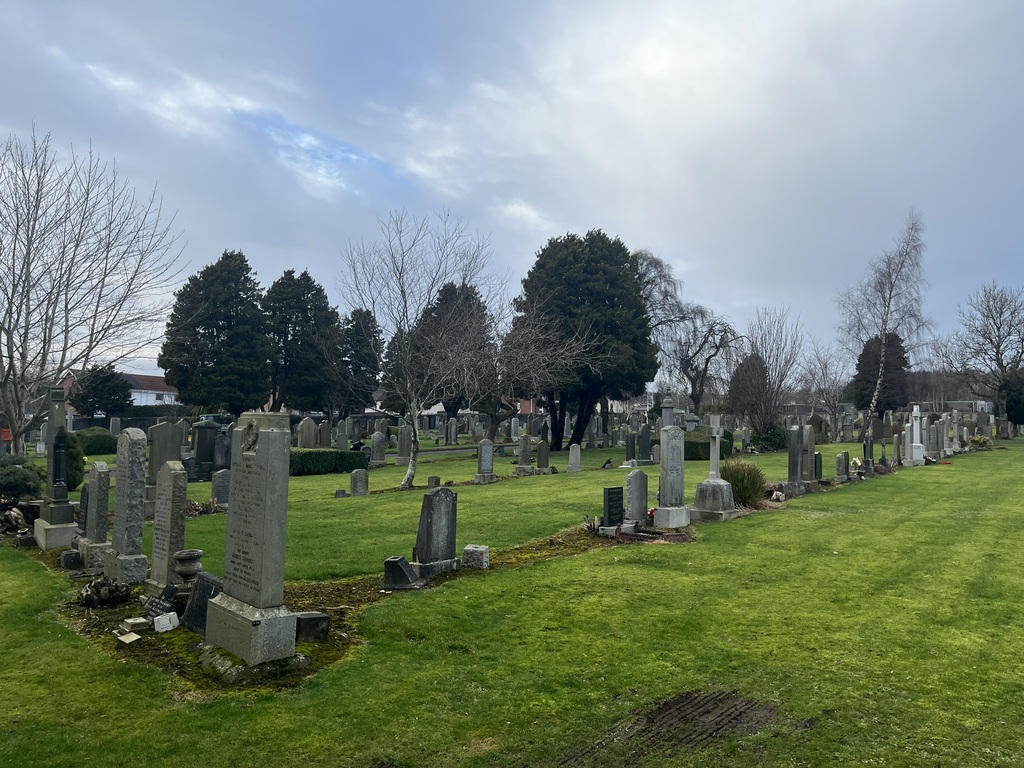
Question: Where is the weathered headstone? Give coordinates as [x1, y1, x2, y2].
[462, 544, 489, 569]
[103, 429, 149, 583]
[369, 431, 387, 469]
[785, 426, 807, 497]
[654, 425, 688, 527]
[802, 425, 816, 483]
[536, 440, 551, 474]
[625, 469, 648, 523]
[213, 431, 232, 471]
[78, 463, 112, 567]
[296, 417, 317, 449]
[318, 420, 333, 448]
[835, 451, 850, 483]
[35, 424, 77, 550]
[350, 468, 369, 496]
[410, 487, 459, 578]
[109, 416, 122, 436]
[206, 413, 297, 665]
[567, 444, 582, 472]
[145, 461, 188, 596]
[516, 435, 534, 476]
[396, 425, 413, 466]
[474, 439, 497, 484]
[182, 571, 224, 634]
[147, 420, 183, 521]
[637, 424, 653, 465]
[625, 433, 636, 463]
[212, 469, 231, 506]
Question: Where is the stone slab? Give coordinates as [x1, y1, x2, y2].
[653, 507, 690, 528]
[205, 592, 296, 666]
[33, 519, 78, 551]
[294, 611, 331, 643]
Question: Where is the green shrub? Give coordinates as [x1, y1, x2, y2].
[751, 423, 787, 452]
[720, 459, 767, 506]
[0, 457, 46, 503]
[66, 432, 85, 491]
[969, 434, 992, 451]
[290, 448, 369, 476]
[75, 427, 117, 456]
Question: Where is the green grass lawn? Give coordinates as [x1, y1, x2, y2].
[4, 442, 1022, 766]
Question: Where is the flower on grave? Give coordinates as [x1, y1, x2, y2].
[648, 508, 655, 521]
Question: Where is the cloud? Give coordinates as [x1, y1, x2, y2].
[495, 199, 554, 232]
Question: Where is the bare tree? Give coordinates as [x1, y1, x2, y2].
[339, 210, 491, 489]
[801, 337, 851, 441]
[836, 209, 929, 426]
[0, 131, 182, 456]
[663, 303, 740, 414]
[937, 281, 1024, 416]
[741, 305, 804, 434]
[634, 248, 688, 348]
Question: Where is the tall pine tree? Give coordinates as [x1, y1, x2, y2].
[158, 251, 272, 415]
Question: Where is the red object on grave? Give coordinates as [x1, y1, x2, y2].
[0, 429, 11, 441]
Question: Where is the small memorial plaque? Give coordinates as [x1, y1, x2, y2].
[144, 594, 176, 621]
[153, 612, 180, 633]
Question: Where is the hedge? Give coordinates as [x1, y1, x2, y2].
[654, 428, 734, 461]
[290, 448, 368, 476]
[75, 427, 118, 456]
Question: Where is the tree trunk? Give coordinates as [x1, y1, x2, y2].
[400, 398, 419, 489]
[550, 390, 567, 451]
[568, 390, 599, 447]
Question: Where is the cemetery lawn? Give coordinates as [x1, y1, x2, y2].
[4, 444, 1024, 766]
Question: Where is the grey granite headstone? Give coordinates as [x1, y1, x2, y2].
[296, 416, 317, 449]
[213, 432, 231, 471]
[397, 425, 413, 466]
[625, 433, 636, 462]
[536, 440, 551, 474]
[146, 460, 188, 596]
[147, 420, 184, 520]
[206, 413, 296, 665]
[109, 416, 122, 436]
[625, 469, 648, 522]
[411, 487, 460, 580]
[567, 444, 581, 472]
[350, 468, 369, 496]
[474, 439, 496, 484]
[104, 429, 149, 583]
[212, 469, 231, 506]
[654, 425, 688, 527]
[318, 420, 333, 448]
[369, 431, 386, 469]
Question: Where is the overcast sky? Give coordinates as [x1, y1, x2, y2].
[3, 1, 1021, 373]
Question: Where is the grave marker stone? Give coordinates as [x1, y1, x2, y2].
[567, 444, 582, 472]
[145, 461, 188, 596]
[625, 469, 648, 522]
[103, 429, 149, 583]
[603, 487, 624, 527]
[79, 463, 112, 567]
[474, 439, 497, 484]
[350, 469, 369, 496]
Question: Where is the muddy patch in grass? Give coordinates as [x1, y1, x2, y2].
[559, 690, 777, 766]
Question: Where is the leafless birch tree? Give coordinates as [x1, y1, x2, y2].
[0, 131, 182, 455]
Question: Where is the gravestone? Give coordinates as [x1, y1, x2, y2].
[785, 426, 807, 497]
[296, 417, 317, 449]
[474, 439, 497, 484]
[651, 444, 661, 464]
[446, 418, 458, 446]
[567, 444, 581, 472]
[802, 425, 816, 484]
[462, 544, 489, 569]
[145, 461, 188, 596]
[213, 431, 231, 471]
[602, 486, 624, 527]
[109, 416, 122, 436]
[396, 425, 413, 466]
[103, 429, 149, 584]
[318, 420, 333, 448]
[191, 421, 218, 481]
[637, 424, 653, 465]
[835, 451, 850, 483]
[654, 426, 688, 527]
[910, 406, 925, 465]
[409, 487, 460, 580]
[536, 440, 551, 474]
[350, 468, 369, 496]
[516, 435, 534, 476]
[35, 424, 77, 550]
[45, 387, 64, 487]
[212, 469, 231, 506]
[625, 433, 636, 463]
[206, 413, 297, 665]
[369, 431, 387, 469]
[692, 415, 736, 522]
[625, 469, 648, 523]
[182, 572, 224, 634]
[78, 463, 112, 568]
[147, 420, 183, 521]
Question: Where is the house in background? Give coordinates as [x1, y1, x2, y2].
[119, 373, 178, 407]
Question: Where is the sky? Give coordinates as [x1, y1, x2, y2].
[2, 1, 1022, 374]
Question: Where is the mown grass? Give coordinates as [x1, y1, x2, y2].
[5, 441, 1020, 766]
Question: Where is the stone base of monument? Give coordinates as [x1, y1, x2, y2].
[515, 466, 535, 477]
[396, 457, 410, 466]
[598, 520, 640, 537]
[412, 557, 460, 581]
[782, 481, 807, 498]
[690, 479, 738, 522]
[205, 592, 297, 666]
[33, 518, 78, 550]
[103, 551, 149, 584]
[535, 467, 553, 475]
[473, 473, 497, 484]
[77, 539, 113, 569]
[382, 556, 427, 589]
[653, 506, 690, 528]
[369, 461, 387, 470]
[637, 459, 654, 466]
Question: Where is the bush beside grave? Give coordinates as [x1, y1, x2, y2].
[290, 448, 369, 476]
[0, 456, 46, 504]
[75, 426, 118, 456]
[720, 459, 767, 506]
[751, 423, 787, 452]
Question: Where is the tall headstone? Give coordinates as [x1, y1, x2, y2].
[296, 417, 317, 449]
[369, 431, 387, 469]
[35, 425, 77, 550]
[213, 430, 232, 471]
[447, 418, 459, 446]
[318, 420, 333, 448]
[396, 425, 413, 466]
[536, 440, 551, 474]
[212, 469, 231, 506]
[516, 434, 534, 476]
[637, 424, 653, 465]
[625, 469, 648, 523]
[103, 429, 149, 583]
[785, 426, 807, 497]
[350, 468, 369, 496]
[567, 443, 582, 472]
[474, 439, 497, 484]
[145, 461, 188, 596]
[147, 420, 183, 521]
[45, 388, 64, 488]
[625, 433, 636, 462]
[206, 413, 296, 666]
[835, 451, 850, 483]
[802, 425, 816, 483]
[692, 416, 736, 522]
[654, 425, 688, 527]
[78, 463, 112, 567]
[661, 396, 675, 428]
[911, 405, 925, 465]
[410, 488, 460, 580]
